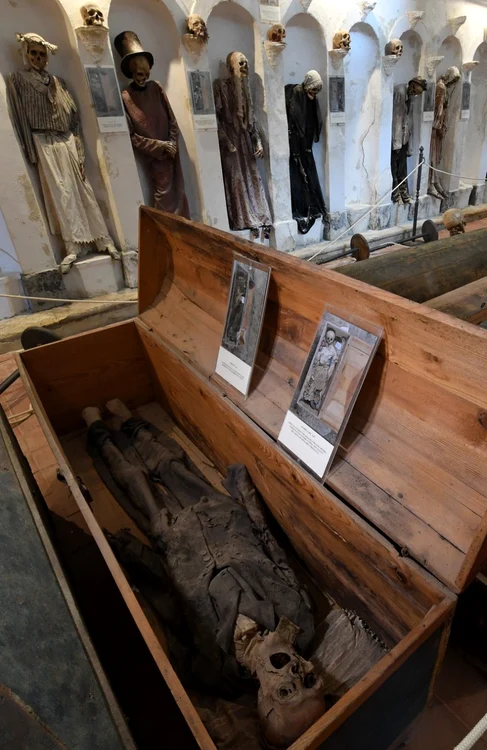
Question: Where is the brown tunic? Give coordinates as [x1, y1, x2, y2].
[122, 80, 189, 218]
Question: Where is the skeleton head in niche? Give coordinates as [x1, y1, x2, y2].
[129, 55, 151, 88]
[303, 70, 323, 100]
[80, 3, 105, 26]
[385, 39, 403, 57]
[238, 618, 326, 747]
[443, 208, 466, 236]
[227, 51, 249, 79]
[333, 30, 351, 52]
[27, 41, 49, 72]
[267, 24, 286, 43]
[187, 14, 209, 42]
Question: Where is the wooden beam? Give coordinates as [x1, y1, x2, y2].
[425, 277, 487, 324]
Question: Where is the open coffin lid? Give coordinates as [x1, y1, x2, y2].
[138, 208, 487, 595]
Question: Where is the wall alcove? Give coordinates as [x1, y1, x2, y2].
[463, 42, 487, 198]
[283, 12, 328, 236]
[435, 35, 463, 193]
[345, 22, 380, 209]
[393, 29, 423, 195]
[109, 0, 198, 215]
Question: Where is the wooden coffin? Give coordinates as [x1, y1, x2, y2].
[18, 207, 487, 749]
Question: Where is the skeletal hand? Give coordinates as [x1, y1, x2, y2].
[163, 141, 177, 158]
[227, 142, 237, 153]
[254, 145, 264, 159]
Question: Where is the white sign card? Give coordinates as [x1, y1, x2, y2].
[188, 70, 217, 129]
[214, 255, 271, 397]
[84, 66, 127, 134]
[278, 311, 382, 482]
[260, 4, 280, 23]
[329, 76, 345, 124]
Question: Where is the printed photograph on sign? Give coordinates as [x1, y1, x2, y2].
[279, 311, 382, 480]
[215, 256, 271, 397]
[189, 70, 215, 116]
[462, 81, 471, 112]
[85, 66, 124, 118]
[329, 77, 345, 113]
[424, 81, 436, 113]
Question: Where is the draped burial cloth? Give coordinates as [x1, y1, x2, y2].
[122, 81, 190, 218]
[7, 70, 111, 246]
[285, 83, 327, 234]
[214, 76, 271, 232]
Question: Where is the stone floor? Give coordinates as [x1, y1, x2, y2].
[0, 351, 486, 749]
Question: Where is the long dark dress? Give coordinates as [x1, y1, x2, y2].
[213, 77, 271, 232]
[285, 84, 327, 234]
[122, 80, 190, 218]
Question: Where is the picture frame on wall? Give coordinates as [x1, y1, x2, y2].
[329, 76, 346, 124]
[84, 65, 127, 133]
[188, 70, 217, 130]
[423, 81, 436, 122]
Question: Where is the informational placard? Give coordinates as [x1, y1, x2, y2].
[423, 81, 435, 123]
[461, 81, 471, 120]
[188, 70, 218, 130]
[215, 256, 271, 397]
[329, 76, 346, 124]
[84, 66, 127, 133]
[259, 2, 280, 23]
[278, 311, 382, 482]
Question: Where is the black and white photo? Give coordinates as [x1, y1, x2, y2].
[462, 81, 471, 112]
[329, 77, 345, 114]
[189, 70, 215, 116]
[215, 256, 271, 396]
[84, 65, 127, 132]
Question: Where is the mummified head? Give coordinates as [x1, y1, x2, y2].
[129, 55, 151, 87]
[227, 50, 249, 79]
[385, 38, 403, 57]
[267, 24, 286, 43]
[303, 70, 323, 100]
[187, 14, 209, 42]
[16, 33, 57, 72]
[80, 3, 105, 26]
[442, 66, 461, 87]
[242, 618, 326, 747]
[333, 30, 351, 52]
[443, 208, 465, 236]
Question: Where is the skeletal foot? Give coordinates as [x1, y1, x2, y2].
[59, 253, 77, 274]
[106, 399, 132, 421]
[82, 406, 102, 427]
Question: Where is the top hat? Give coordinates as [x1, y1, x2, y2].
[114, 31, 154, 78]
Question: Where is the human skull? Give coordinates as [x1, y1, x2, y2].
[325, 329, 336, 346]
[239, 618, 326, 748]
[27, 41, 48, 72]
[267, 24, 286, 43]
[443, 208, 466, 236]
[333, 30, 351, 52]
[187, 14, 208, 42]
[129, 55, 151, 87]
[228, 51, 249, 78]
[81, 3, 105, 26]
[385, 39, 403, 57]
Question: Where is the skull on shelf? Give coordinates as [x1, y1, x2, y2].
[187, 14, 209, 42]
[267, 24, 286, 43]
[80, 3, 105, 26]
[237, 617, 326, 748]
[333, 30, 351, 52]
[385, 38, 403, 57]
[443, 208, 466, 236]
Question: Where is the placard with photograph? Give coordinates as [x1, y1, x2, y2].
[84, 66, 127, 133]
[259, 0, 280, 24]
[423, 81, 436, 122]
[188, 70, 217, 130]
[215, 256, 271, 397]
[329, 76, 346, 124]
[278, 311, 382, 481]
[461, 81, 471, 120]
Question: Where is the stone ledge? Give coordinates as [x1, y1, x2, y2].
[0, 288, 137, 355]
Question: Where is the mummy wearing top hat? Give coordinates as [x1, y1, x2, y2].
[114, 31, 189, 218]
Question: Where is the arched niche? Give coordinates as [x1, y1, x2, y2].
[207, 2, 255, 84]
[435, 36, 463, 190]
[0, 0, 114, 264]
[463, 43, 487, 197]
[109, 0, 198, 213]
[283, 13, 328, 219]
[345, 22, 380, 208]
[393, 30, 423, 190]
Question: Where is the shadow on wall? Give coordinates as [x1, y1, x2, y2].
[345, 22, 380, 208]
[0, 0, 115, 264]
[109, 0, 198, 217]
[283, 13, 328, 216]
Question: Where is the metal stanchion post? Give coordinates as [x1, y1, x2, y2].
[412, 146, 424, 239]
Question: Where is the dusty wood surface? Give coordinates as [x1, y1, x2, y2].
[133, 208, 487, 593]
[334, 228, 487, 303]
[425, 276, 487, 324]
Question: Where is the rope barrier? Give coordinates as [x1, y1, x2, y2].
[454, 712, 487, 749]
[0, 292, 136, 305]
[426, 163, 487, 183]
[307, 161, 423, 263]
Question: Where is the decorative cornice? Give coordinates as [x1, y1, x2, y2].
[328, 48, 349, 71]
[406, 10, 424, 30]
[358, 1, 376, 21]
[448, 15, 467, 36]
[463, 61, 479, 73]
[182, 33, 207, 62]
[264, 41, 286, 65]
[426, 55, 444, 79]
[75, 25, 109, 63]
[382, 54, 400, 77]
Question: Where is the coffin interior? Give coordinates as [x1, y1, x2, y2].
[130, 209, 487, 594]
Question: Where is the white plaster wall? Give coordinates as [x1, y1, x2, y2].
[462, 42, 487, 188]
[283, 13, 328, 212]
[207, 2, 255, 84]
[345, 23, 380, 207]
[0, 209, 21, 275]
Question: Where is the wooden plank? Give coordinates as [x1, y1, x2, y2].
[425, 276, 487, 324]
[335, 228, 487, 303]
[137, 323, 446, 643]
[19, 321, 154, 435]
[290, 598, 455, 749]
[17, 355, 217, 750]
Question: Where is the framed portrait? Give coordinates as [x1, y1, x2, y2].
[215, 256, 271, 397]
[423, 82, 436, 122]
[329, 76, 346, 124]
[461, 81, 471, 119]
[188, 70, 217, 130]
[278, 311, 382, 481]
[84, 66, 127, 133]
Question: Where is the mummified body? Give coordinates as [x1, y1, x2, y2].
[82, 400, 325, 746]
[390, 77, 426, 204]
[428, 66, 461, 200]
[285, 71, 328, 235]
[7, 33, 119, 274]
[214, 52, 271, 237]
